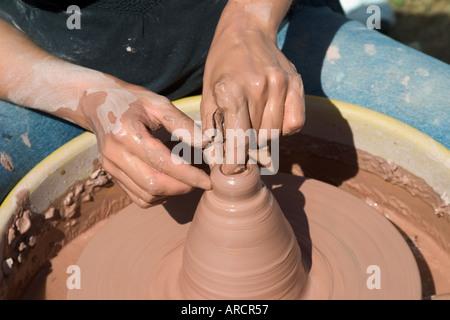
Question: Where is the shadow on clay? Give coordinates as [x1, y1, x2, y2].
[263, 174, 312, 273]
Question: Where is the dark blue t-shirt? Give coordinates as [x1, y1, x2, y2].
[0, 0, 342, 99]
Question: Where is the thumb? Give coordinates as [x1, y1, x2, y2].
[212, 81, 252, 175]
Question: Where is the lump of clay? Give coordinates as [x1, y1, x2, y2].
[178, 164, 307, 299]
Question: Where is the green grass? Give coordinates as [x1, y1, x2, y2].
[387, 0, 450, 64]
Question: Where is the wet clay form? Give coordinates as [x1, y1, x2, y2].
[179, 164, 307, 299]
[68, 165, 421, 300]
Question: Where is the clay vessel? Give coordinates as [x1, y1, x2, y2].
[179, 164, 307, 299]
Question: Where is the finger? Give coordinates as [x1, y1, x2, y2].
[222, 106, 251, 174]
[115, 179, 155, 209]
[103, 156, 193, 199]
[212, 80, 252, 174]
[118, 180, 168, 208]
[140, 97, 204, 149]
[259, 69, 288, 142]
[138, 99, 211, 188]
[282, 73, 305, 135]
[200, 93, 217, 135]
[130, 123, 212, 190]
[200, 93, 227, 169]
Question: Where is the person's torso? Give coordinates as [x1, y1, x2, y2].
[0, 0, 228, 99]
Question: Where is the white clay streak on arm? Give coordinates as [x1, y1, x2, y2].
[0, 19, 121, 130]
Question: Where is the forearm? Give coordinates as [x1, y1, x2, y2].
[0, 19, 122, 130]
[217, 0, 293, 40]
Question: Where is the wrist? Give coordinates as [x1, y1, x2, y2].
[217, 0, 292, 41]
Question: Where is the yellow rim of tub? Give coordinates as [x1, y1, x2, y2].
[1, 95, 449, 231]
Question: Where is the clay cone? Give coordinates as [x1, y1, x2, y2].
[179, 164, 307, 299]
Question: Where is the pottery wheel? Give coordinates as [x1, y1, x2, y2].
[67, 173, 421, 300]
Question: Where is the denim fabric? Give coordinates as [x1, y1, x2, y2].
[281, 5, 449, 149]
[0, 103, 84, 202]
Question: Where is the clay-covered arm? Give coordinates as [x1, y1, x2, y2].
[0, 19, 95, 128]
[0, 19, 211, 207]
[201, 0, 305, 174]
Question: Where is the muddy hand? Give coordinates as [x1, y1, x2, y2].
[80, 85, 211, 208]
[201, 0, 305, 175]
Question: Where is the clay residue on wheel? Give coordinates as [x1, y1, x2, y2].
[279, 133, 450, 297]
[0, 168, 130, 299]
[0, 151, 14, 172]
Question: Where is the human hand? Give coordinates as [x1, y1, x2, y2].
[201, 0, 305, 174]
[0, 18, 210, 207]
[80, 83, 211, 208]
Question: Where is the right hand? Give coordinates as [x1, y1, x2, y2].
[79, 83, 211, 208]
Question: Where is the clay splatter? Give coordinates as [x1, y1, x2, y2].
[432, 118, 441, 126]
[414, 68, 429, 77]
[364, 44, 376, 56]
[401, 76, 410, 87]
[21, 133, 31, 148]
[405, 92, 412, 103]
[92, 88, 136, 134]
[326, 45, 341, 64]
[1, 151, 14, 172]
